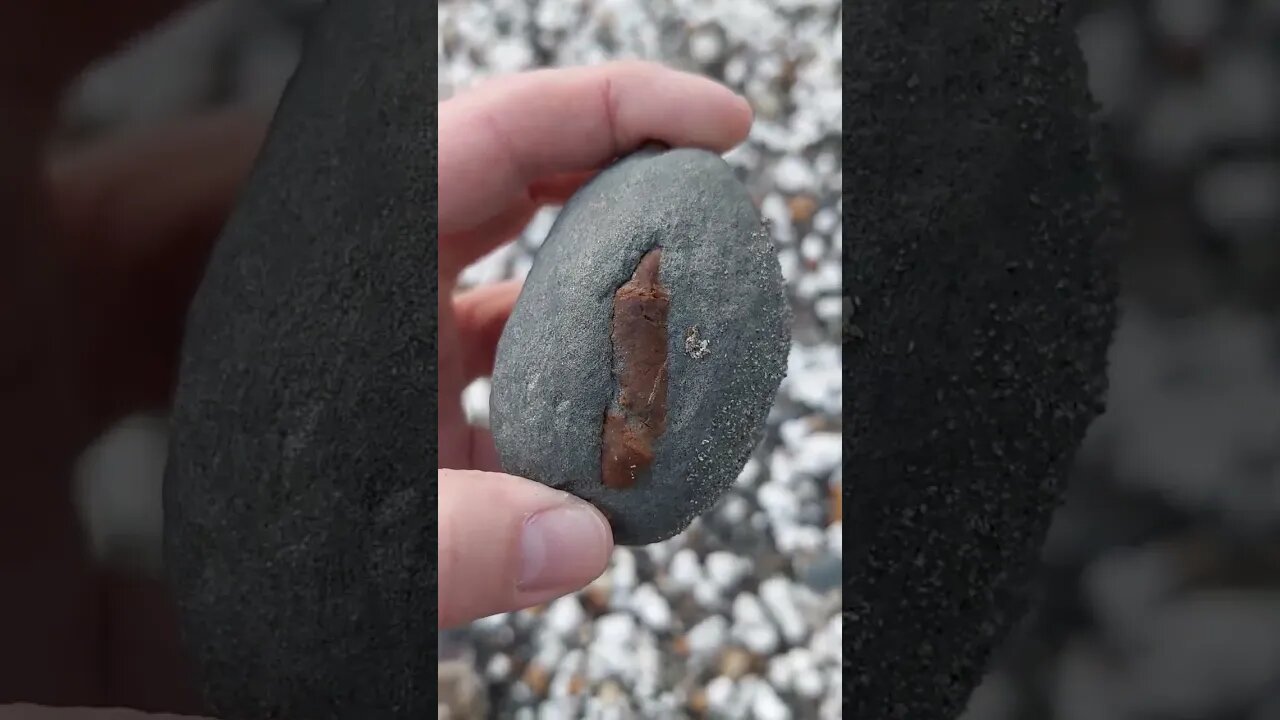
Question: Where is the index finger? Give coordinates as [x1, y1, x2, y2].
[438, 61, 753, 236]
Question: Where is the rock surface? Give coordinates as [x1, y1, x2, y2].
[490, 147, 791, 546]
[163, 1, 438, 718]
[844, 1, 1118, 717]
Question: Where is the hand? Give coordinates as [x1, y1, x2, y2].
[1, 2, 265, 716]
[437, 61, 753, 628]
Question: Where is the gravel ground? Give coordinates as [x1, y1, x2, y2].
[59, 0, 1280, 719]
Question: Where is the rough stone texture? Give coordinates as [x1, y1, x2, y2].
[162, 1, 438, 719]
[490, 148, 791, 546]
[843, 1, 1118, 719]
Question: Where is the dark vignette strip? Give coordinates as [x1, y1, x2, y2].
[840, 1, 1118, 718]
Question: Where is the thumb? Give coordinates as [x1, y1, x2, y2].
[438, 470, 613, 629]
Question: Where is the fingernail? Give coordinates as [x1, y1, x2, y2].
[518, 502, 610, 592]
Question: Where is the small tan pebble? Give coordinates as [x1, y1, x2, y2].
[672, 634, 690, 656]
[568, 673, 588, 696]
[787, 195, 818, 224]
[719, 647, 753, 679]
[522, 662, 551, 697]
[688, 688, 709, 715]
[830, 481, 843, 525]
[582, 582, 611, 615]
[598, 679, 625, 704]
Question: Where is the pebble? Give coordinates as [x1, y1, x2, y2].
[689, 26, 725, 65]
[759, 576, 810, 645]
[666, 549, 703, 592]
[716, 492, 752, 526]
[774, 156, 817, 193]
[751, 681, 792, 720]
[706, 551, 753, 591]
[686, 614, 731, 661]
[732, 593, 781, 655]
[544, 596, 587, 639]
[629, 583, 673, 631]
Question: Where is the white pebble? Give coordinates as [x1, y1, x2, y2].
[706, 675, 737, 714]
[793, 433, 842, 476]
[761, 193, 794, 244]
[694, 579, 726, 610]
[735, 457, 763, 487]
[827, 522, 843, 555]
[611, 548, 638, 594]
[738, 622, 780, 655]
[800, 233, 826, 262]
[717, 493, 752, 525]
[532, 636, 568, 671]
[686, 614, 731, 661]
[539, 698, 579, 720]
[486, 653, 513, 682]
[774, 524, 825, 556]
[760, 576, 811, 644]
[666, 549, 703, 592]
[758, 480, 801, 523]
[689, 27, 724, 65]
[810, 615, 842, 664]
[548, 649, 585, 698]
[545, 596, 586, 639]
[594, 612, 637, 648]
[791, 650, 826, 699]
[766, 653, 795, 691]
[815, 295, 844, 323]
[706, 552, 753, 591]
[725, 55, 749, 85]
[774, 156, 817, 193]
[629, 583, 673, 631]
[461, 377, 491, 428]
[734, 592, 771, 626]
[751, 681, 792, 720]
[487, 37, 534, 73]
[813, 207, 839, 235]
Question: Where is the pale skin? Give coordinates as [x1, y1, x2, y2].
[1, 2, 751, 715]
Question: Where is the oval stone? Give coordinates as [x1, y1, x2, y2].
[490, 147, 791, 546]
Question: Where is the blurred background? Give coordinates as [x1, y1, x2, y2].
[58, 0, 1280, 719]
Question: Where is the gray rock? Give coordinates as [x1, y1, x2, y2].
[490, 148, 791, 545]
[163, 1, 438, 718]
[843, 0, 1118, 717]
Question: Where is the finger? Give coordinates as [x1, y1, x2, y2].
[439, 60, 752, 242]
[441, 171, 589, 279]
[45, 107, 267, 425]
[438, 470, 613, 628]
[0, 706, 210, 720]
[453, 280, 523, 382]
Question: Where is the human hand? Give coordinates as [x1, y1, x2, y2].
[437, 61, 753, 628]
[1, 2, 265, 716]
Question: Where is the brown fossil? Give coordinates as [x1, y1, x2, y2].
[601, 248, 669, 489]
